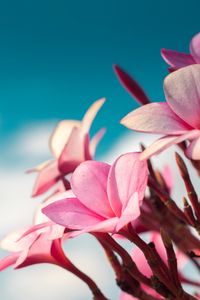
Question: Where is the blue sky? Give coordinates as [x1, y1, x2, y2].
[1, 0, 200, 155]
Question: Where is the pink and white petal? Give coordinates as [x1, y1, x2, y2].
[113, 64, 150, 105]
[48, 224, 65, 240]
[34, 190, 75, 224]
[17, 222, 53, 241]
[0, 227, 36, 252]
[71, 160, 114, 218]
[64, 217, 119, 237]
[26, 159, 51, 173]
[161, 49, 195, 68]
[140, 130, 200, 160]
[0, 253, 19, 271]
[58, 127, 86, 174]
[185, 137, 200, 160]
[81, 98, 105, 133]
[121, 103, 191, 134]
[164, 65, 200, 129]
[107, 153, 148, 217]
[50, 120, 81, 158]
[15, 233, 55, 268]
[83, 133, 92, 161]
[32, 160, 61, 197]
[190, 32, 200, 63]
[80, 217, 119, 234]
[42, 198, 105, 229]
[89, 128, 106, 157]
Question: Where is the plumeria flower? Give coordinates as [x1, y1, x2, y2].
[0, 188, 71, 271]
[119, 232, 187, 300]
[121, 64, 200, 160]
[42, 152, 148, 235]
[31, 98, 106, 197]
[161, 32, 200, 71]
[0, 210, 106, 300]
[0, 228, 66, 271]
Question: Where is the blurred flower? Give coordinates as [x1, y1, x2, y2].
[31, 98, 106, 197]
[0, 189, 68, 270]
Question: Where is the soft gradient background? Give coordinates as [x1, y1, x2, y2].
[1, 1, 200, 299]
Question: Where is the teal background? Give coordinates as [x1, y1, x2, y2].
[1, 0, 200, 156]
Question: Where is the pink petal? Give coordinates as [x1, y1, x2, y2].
[161, 49, 195, 68]
[185, 136, 200, 160]
[58, 127, 87, 174]
[50, 120, 81, 158]
[132, 245, 152, 277]
[32, 160, 61, 197]
[15, 232, 55, 268]
[107, 153, 147, 217]
[69, 217, 119, 236]
[81, 98, 105, 133]
[34, 190, 75, 224]
[140, 130, 200, 160]
[115, 193, 141, 232]
[48, 224, 65, 240]
[27, 160, 51, 173]
[89, 128, 106, 157]
[113, 64, 150, 105]
[190, 32, 200, 63]
[0, 227, 36, 252]
[42, 198, 104, 229]
[82, 133, 92, 161]
[18, 222, 53, 241]
[151, 232, 188, 271]
[0, 253, 19, 271]
[119, 292, 137, 300]
[151, 233, 167, 264]
[164, 65, 200, 129]
[121, 103, 191, 134]
[162, 165, 174, 192]
[71, 161, 114, 218]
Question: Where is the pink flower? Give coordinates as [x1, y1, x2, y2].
[0, 188, 71, 271]
[121, 64, 200, 160]
[31, 98, 106, 197]
[0, 228, 65, 271]
[161, 32, 200, 70]
[42, 152, 148, 234]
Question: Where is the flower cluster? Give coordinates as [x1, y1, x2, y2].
[1, 33, 200, 300]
